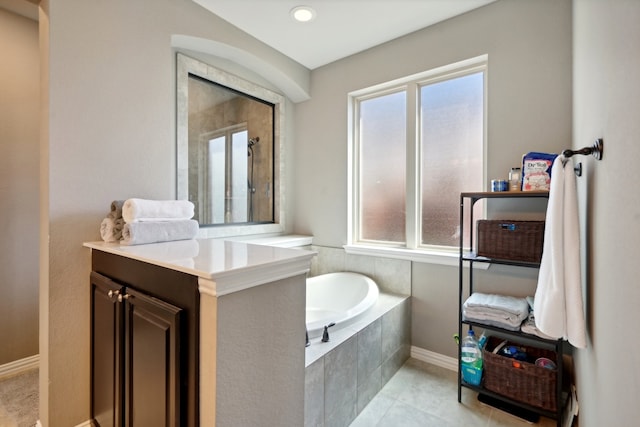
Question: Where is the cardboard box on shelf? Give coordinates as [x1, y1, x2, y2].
[521, 152, 558, 191]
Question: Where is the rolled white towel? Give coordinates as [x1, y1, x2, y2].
[120, 220, 199, 246]
[100, 217, 125, 242]
[122, 198, 195, 223]
[107, 200, 125, 220]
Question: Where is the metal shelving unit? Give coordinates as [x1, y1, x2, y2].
[457, 191, 566, 427]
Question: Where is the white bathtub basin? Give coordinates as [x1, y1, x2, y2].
[306, 272, 379, 338]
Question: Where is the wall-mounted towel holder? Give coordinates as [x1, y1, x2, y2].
[562, 138, 603, 176]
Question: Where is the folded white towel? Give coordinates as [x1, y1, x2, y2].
[122, 198, 195, 223]
[100, 217, 125, 242]
[463, 293, 530, 331]
[462, 310, 525, 331]
[120, 220, 199, 246]
[521, 312, 554, 340]
[464, 293, 530, 316]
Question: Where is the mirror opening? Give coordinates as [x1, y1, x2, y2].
[177, 53, 286, 237]
[187, 73, 275, 225]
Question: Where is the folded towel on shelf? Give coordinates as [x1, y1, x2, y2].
[462, 309, 525, 331]
[100, 217, 125, 243]
[122, 198, 195, 223]
[521, 312, 554, 339]
[121, 220, 199, 246]
[463, 293, 529, 331]
[464, 293, 530, 316]
[461, 314, 523, 331]
[107, 200, 125, 220]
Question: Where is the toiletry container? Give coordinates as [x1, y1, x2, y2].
[509, 167, 521, 191]
[460, 330, 483, 386]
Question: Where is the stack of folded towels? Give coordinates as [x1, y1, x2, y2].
[462, 293, 529, 331]
[100, 198, 198, 245]
[520, 296, 553, 339]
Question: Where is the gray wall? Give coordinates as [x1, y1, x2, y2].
[0, 7, 39, 366]
[293, 0, 572, 357]
[573, 0, 640, 425]
[216, 275, 306, 426]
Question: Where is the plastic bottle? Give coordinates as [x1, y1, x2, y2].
[477, 331, 487, 350]
[460, 330, 483, 386]
[509, 167, 521, 191]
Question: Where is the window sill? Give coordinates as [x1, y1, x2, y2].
[343, 244, 489, 269]
[223, 234, 313, 248]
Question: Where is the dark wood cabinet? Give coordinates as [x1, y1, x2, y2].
[91, 272, 182, 427]
[91, 271, 124, 427]
[124, 287, 182, 427]
[90, 251, 200, 427]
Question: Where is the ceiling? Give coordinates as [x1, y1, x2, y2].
[194, 0, 496, 70]
[1, 0, 496, 70]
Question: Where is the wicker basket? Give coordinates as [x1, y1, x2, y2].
[483, 336, 558, 412]
[476, 220, 545, 263]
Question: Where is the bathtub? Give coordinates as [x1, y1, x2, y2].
[306, 272, 379, 338]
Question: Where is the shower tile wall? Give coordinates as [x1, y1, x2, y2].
[304, 298, 410, 427]
[309, 246, 411, 296]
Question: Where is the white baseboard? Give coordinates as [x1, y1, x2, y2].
[411, 346, 458, 371]
[37, 420, 93, 427]
[0, 354, 39, 379]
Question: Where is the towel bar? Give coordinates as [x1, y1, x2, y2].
[562, 138, 603, 161]
[562, 138, 603, 176]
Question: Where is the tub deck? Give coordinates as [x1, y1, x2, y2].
[305, 291, 408, 367]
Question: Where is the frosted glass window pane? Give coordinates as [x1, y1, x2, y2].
[231, 130, 248, 223]
[208, 137, 226, 224]
[420, 72, 484, 247]
[360, 91, 406, 242]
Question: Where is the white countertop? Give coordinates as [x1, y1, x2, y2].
[84, 238, 316, 296]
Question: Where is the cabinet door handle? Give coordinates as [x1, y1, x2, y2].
[117, 293, 130, 303]
[107, 290, 120, 299]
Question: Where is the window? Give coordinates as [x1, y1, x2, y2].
[348, 56, 486, 260]
[204, 127, 249, 224]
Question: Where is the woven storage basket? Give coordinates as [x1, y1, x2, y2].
[476, 220, 544, 263]
[483, 336, 558, 412]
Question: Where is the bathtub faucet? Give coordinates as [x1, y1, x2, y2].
[321, 323, 336, 343]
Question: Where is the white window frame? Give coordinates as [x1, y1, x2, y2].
[346, 55, 488, 265]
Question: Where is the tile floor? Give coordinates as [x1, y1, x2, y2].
[0, 368, 38, 427]
[350, 358, 558, 427]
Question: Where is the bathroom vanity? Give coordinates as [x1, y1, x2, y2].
[84, 238, 315, 426]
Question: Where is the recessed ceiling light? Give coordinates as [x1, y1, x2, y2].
[290, 6, 316, 23]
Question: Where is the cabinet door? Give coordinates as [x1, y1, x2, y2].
[124, 288, 182, 427]
[91, 272, 125, 427]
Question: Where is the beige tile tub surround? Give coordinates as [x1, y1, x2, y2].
[304, 297, 411, 427]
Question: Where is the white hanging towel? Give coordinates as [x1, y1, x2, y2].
[534, 155, 587, 348]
